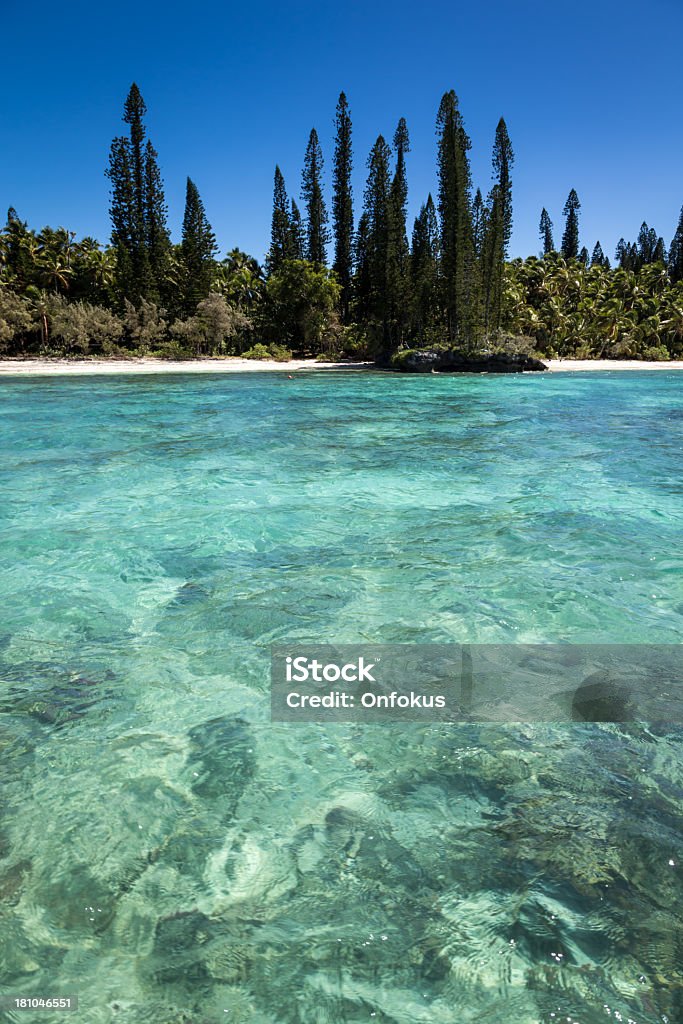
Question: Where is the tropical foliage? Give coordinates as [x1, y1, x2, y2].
[506, 256, 683, 360]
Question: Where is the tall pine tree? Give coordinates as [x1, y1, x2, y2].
[144, 140, 171, 302]
[332, 92, 354, 322]
[362, 136, 392, 352]
[472, 189, 488, 258]
[539, 208, 554, 255]
[180, 177, 217, 314]
[106, 83, 170, 304]
[481, 117, 513, 334]
[353, 212, 372, 326]
[591, 241, 607, 267]
[386, 118, 411, 349]
[436, 90, 475, 344]
[410, 195, 440, 343]
[615, 238, 629, 269]
[561, 189, 581, 260]
[289, 200, 304, 259]
[638, 223, 655, 265]
[125, 85, 147, 285]
[653, 236, 666, 264]
[301, 128, 329, 265]
[267, 166, 292, 275]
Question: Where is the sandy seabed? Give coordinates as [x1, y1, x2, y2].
[0, 357, 682, 376]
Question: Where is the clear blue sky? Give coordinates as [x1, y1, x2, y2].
[1, 0, 681, 265]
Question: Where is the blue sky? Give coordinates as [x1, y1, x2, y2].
[1, 0, 681, 264]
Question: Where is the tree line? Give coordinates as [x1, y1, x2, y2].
[1, 83, 683, 361]
[266, 92, 514, 358]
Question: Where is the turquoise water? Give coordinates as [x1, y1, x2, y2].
[0, 369, 681, 1023]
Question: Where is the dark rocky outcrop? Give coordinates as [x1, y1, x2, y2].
[386, 348, 548, 373]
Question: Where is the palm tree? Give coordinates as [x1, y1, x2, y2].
[81, 247, 116, 296]
[37, 254, 72, 293]
[215, 249, 265, 310]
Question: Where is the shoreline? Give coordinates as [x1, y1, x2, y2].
[0, 358, 374, 376]
[545, 358, 683, 372]
[0, 356, 682, 376]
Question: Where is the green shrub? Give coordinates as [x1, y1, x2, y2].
[48, 296, 123, 355]
[269, 343, 293, 361]
[242, 343, 272, 360]
[150, 339, 192, 360]
[0, 284, 34, 353]
[123, 298, 167, 353]
[642, 344, 670, 361]
[171, 294, 251, 356]
[242, 342, 292, 361]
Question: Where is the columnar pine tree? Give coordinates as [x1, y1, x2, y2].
[125, 85, 147, 278]
[267, 166, 292, 275]
[590, 243, 611, 269]
[614, 225, 667, 274]
[636, 223, 667, 266]
[332, 92, 354, 322]
[481, 117, 513, 334]
[107, 140, 137, 300]
[670, 206, 683, 283]
[289, 200, 304, 259]
[472, 189, 488, 257]
[144, 141, 171, 301]
[386, 118, 411, 349]
[539, 208, 554, 255]
[579, 246, 589, 266]
[591, 241, 606, 267]
[106, 83, 170, 304]
[180, 177, 217, 314]
[653, 236, 667, 264]
[301, 128, 329, 265]
[410, 194, 439, 342]
[436, 90, 475, 343]
[353, 212, 372, 326]
[561, 189, 581, 260]
[617, 240, 639, 271]
[362, 136, 392, 351]
[123, 84, 150, 297]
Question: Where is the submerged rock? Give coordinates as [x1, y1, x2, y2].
[571, 670, 637, 722]
[186, 716, 255, 810]
[150, 909, 215, 986]
[0, 858, 31, 906]
[0, 667, 117, 728]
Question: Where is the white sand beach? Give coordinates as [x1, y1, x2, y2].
[545, 359, 683, 372]
[0, 358, 374, 375]
[0, 357, 682, 376]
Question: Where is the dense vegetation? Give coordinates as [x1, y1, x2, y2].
[1, 84, 682, 361]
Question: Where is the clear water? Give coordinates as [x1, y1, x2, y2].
[0, 369, 681, 1024]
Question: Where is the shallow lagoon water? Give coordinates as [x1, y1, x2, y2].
[0, 369, 682, 1023]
